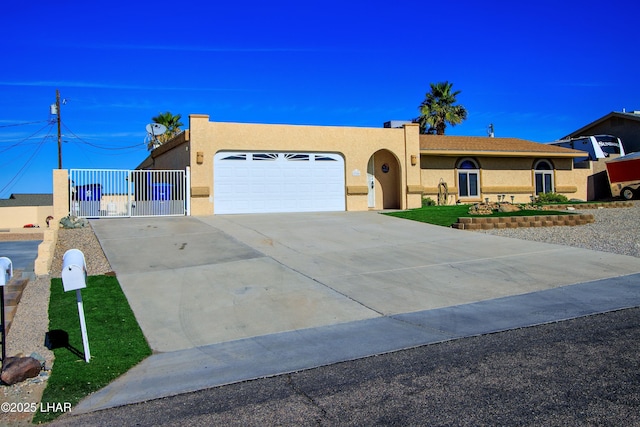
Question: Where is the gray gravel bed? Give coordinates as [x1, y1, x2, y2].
[50, 224, 113, 278]
[473, 201, 640, 258]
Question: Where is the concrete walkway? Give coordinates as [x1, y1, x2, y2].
[77, 212, 640, 413]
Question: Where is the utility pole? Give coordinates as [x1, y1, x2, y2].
[56, 89, 62, 169]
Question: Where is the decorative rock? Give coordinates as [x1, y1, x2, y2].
[59, 215, 89, 229]
[498, 204, 521, 213]
[1, 356, 42, 385]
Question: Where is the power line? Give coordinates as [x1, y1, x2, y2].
[66, 139, 144, 159]
[0, 126, 53, 197]
[61, 122, 145, 151]
[0, 120, 49, 129]
[0, 122, 55, 155]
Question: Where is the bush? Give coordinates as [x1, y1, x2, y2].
[536, 192, 569, 203]
[422, 197, 436, 207]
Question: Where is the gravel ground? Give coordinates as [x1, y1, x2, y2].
[2, 203, 639, 425]
[49, 225, 113, 278]
[473, 201, 640, 258]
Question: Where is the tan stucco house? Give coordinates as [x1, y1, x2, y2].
[138, 114, 589, 216]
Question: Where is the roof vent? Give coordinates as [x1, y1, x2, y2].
[383, 120, 412, 128]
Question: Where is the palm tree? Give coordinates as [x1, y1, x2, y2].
[416, 82, 468, 135]
[148, 112, 184, 150]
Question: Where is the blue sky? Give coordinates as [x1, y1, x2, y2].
[1, 0, 637, 197]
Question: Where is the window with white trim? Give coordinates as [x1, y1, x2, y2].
[534, 160, 554, 194]
[457, 158, 479, 198]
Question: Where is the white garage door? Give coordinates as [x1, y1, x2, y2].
[214, 152, 345, 214]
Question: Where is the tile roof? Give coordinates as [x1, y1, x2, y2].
[420, 135, 585, 157]
[0, 193, 53, 207]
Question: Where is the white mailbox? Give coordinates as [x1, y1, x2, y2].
[60, 248, 91, 362]
[0, 257, 13, 287]
[62, 249, 87, 292]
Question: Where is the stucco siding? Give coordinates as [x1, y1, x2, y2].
[187, 115, 422, 215]
[136, 115, 595, 214]
[420, 154, 591, 203]
[0, 205, 54, 228]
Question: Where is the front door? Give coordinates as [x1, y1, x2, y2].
[367, 157, 375, 208]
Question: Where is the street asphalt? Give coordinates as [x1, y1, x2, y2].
[0, 240, 41, 279]
[60, 212, 640, 421]
[49, 306, 640, 426]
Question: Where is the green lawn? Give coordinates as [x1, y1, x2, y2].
[384, 204, 571, 227]
[34, 275, 151, 423]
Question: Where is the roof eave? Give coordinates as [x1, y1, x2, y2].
[420, 150, 584, 158]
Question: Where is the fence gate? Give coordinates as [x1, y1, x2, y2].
[69, 169, 190, 218]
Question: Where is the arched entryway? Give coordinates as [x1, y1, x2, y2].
[367, 149, 401, 209]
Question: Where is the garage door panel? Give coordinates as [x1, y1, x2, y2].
[214, 152, 345, 214]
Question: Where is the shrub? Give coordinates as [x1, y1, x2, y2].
[536, 192, 569, 203]
[422, 197, 436, 207]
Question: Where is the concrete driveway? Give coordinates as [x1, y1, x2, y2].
[91, 211, 640, 352]
[81, 211, 640, 413]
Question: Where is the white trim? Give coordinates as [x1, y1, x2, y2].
[456, 158, 480, 198]
[534, 160, 554, 194]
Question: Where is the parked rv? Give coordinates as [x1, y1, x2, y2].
[545, 134, 626, 163]
[605, 152, 640, 200]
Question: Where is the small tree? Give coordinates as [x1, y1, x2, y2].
[148, 112, 184, 150]
[416, 82, 468, 135]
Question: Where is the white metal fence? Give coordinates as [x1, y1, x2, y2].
[69, 169, 190, 218]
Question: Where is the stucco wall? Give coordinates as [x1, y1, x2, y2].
[146, 131, 191, 170]
[421, 155, 590, 203]
[0, 205, 54, 228]
[187, 115, 423, 215]
[53, 169, 69, 222]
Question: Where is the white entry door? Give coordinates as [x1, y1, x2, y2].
[367, 156, 375, 208]
[214, 152, 345, 214]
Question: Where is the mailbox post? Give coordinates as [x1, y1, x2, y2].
[61, 249, 91, 362]
[0, 257, 13, 365]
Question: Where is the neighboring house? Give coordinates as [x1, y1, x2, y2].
[0, 193, 53, 228]
[562, 111, 640, 154]
[137, 114, 588, 216]
[558, 111, 640, 199]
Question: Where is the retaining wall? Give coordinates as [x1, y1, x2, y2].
[452, 214, 595, 230]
